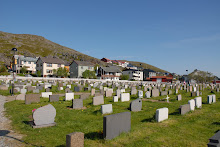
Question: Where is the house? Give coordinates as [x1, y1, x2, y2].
[143, 69, 156, 80]
[101, 58, 112, 63]
[126, 64, 138, 70]
[69, 60, 94, 78]
[98, 66, 122, 80]
[122, 69, 143, 81]
[36, 57, 65, 77]
[146, 76, 173, 83]
[13, 55, 39, 74]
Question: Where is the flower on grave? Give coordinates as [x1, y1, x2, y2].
[32, 109, 36, 113]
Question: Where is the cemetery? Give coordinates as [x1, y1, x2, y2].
[0, 78, 220, 146]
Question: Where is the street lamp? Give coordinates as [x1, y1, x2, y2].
[11, 48, 17, 96]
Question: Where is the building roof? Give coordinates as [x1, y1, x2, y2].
[40, 57, 65, 64]
[14, 55, 38, 63]
[143, 69, 155, 72]
[100, 66, 122, 73]
[149, 76, 173, 79]
[73, 60, 94, 66]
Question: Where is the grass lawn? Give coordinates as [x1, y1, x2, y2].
[3, 88, 220, 147]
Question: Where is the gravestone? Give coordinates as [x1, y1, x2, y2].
[116, 89, 121, 98]
[16, 94, 25, 100]
[25, 94, 40, 104]
[188, 99, 195, 111]
[0, 85, 8, 90]
[33, 89, 39, 93]
[138, 90, 143, 98]
[168, 90, 172, 95]
[121, 93, 130, 102]
[27, 86, 35, 92]
[101, 104, 113, 114]
[131, 88, 137, 95]
[207, 131, 220, 147]
[66, 85, 72, 89]
[207, 95, 213, 104]
[113, 96, 118, 102]
[161, 91, 167, 96]
[189, 86, 192, 92]
[41, 92, 52, 98]
[66, 132, 84, 147]
[212, 94, 216, 103]
[36, 85, 43, 90]
[74, 86, 80, 92]
[177, 94, 182, 101]
[91, 89, 95, 96]
[20, 89, 27, 94]
[32, 104, 56, 128]
[79, 94, 89, 100]
[194, 97, 202, 108]
[93, 95, 104, 105]
[105, 90, 112, 97]
[65, 93, 74, 101]
[155, 107, 168, 122]
[130, 98, 142, 112]
[73, 99, 83, 109]
[145, 91, 151, 98]
[45, 88, 50, 92]
[58, 87, 63, 91]
[175, 89, 178, 94]
[49, 95, 59, 102]
[103, 112, 131, 140]
[151, 89, 159, 97]
[191, 92, 196, 97]
[179, 104, 190, 115]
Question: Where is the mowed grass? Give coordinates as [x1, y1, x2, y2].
[3, 88, 220, 147]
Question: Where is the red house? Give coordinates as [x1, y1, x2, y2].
[146, 76, 173, 83]
[101, 58, 112, 63]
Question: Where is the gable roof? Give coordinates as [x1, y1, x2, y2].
[39, 57, 65, 64]
[100, 66, 122, 73]
[73, 60, 95, 66]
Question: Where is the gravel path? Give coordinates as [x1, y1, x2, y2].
[0, 95, 25, 147]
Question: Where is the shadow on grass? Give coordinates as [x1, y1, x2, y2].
[0, 130, 40, 147]
[56, 145, 65, 147]
[23, 121, 33, 126]
[212, 122, 220, 125]
[85, 131, 103, 140]
[169, 109, 180, 116]
[141, 117, 155, 123]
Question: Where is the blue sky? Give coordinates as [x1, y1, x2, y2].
[1, 0, 220, 77]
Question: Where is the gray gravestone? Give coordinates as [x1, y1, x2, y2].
[16, 94, 25, 100]
[101, 104, 113, 114]
[93, 95, 104, 105]
[66, 132, 84, 147]
[130, 98, 142, 112]
[73, 99, 83, 109]
[32, 104, 56, 128]
[49, 95, 59, 102]
[177, 94, 182, 101]
[179, 104, 190, 115]
[25, 94, 40, 104]
[152, 89, 159, 97]
[103, 112, 131, 140]
[161, 91, 167, 96]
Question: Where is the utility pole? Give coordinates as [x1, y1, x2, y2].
[11, 48, 17, 96]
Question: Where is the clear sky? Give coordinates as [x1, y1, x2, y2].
[1, 0, 220, 77]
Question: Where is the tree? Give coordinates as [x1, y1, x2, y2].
[82, 70, 96, 79]
[188, 70, 214, 83]
[20, 66, 27, 74]
[36, 70, 41, 77]
[120, 75, 129, 80]
[53, 67, 69, 78]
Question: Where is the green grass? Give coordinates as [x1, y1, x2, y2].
[3, 89, 220, 147]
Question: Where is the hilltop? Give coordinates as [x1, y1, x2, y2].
[0, 31, 167, 72]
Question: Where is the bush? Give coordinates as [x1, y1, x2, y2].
[0, 65, 7, 73]
[82, 70, 96, 79]
[120, 75, 129, 80]
[53, 67, 69, 78]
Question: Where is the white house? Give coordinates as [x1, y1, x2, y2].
[13, 55, 38, 74]
[123, 69, 143, 81]
[36, 57, 65, 77]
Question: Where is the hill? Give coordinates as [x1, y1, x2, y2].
[0, 31, 168, 73]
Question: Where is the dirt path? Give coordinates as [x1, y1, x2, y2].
[0, 95, 25, 147]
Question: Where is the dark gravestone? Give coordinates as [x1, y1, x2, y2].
[74, 86, 80, 92]
[36, 86, 43, 90]
[207, 131, 220, 147]
[27, 86, 35, 92]
[32, 104, 56, 128]
[103, 112, 131, 140]
[49, 95, 59, 102]
[179, 104, 190, 115]
[84, 87, 89, 91]
[66, 132, 84, 147]
[191, 92, 196, 97]
[25, 94, 40, 104]
[130, 98, 142, 112]
[72, 99, 83, 109]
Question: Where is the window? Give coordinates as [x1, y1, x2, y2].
[24, 61, 26, 64]
[46, 69, 52, 73]
[37, 64, 39, 67]
[81, 66, 83, 69]
[58, 64, 61, 67]
[47, 63, 52, 67]
[28, 61, 31, 64]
